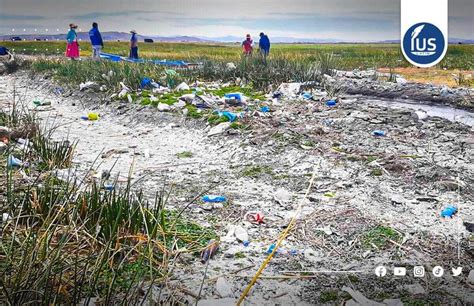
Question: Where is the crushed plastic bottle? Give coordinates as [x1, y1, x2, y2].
[234, 226, 249, 246]
[202, 195, 226, 203]
[302, 92, 312, 100]
[441, 206, 457, 218]
[7, 155, 25, 168]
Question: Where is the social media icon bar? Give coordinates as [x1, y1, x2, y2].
[413, 266, 425, 278]
[394, 267, 407, 276]
[432, 266, 444, 277]
[452, 267, 463, 277]
[375, 266, 387, 277]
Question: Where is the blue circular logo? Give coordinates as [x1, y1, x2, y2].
[402, 22, 445, 66]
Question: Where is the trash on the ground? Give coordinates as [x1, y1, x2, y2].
[215, 277, 233, 297]
[202, 195, 226, 203]
[234, 226, 249, 245]
[193, 95, 215, 109]
[208, 122, 231, 136]
[224, 93, 244, 105]
[81, 113, 99, 121]
[118, 82, 130, 98]
[103, 184, 114, 191]
[127, 94, 133, 103]
[440, 205, 457, 218]
[143, 149, 151, 158]
[302, 92, 312, 100]
[277, 82, 301, 98]
[324, 192, 336, 198]
[260, 106, 270, 113]
[226, 62, 236, 70]
[7, 155, 26, 168]
[173, 100, 186, 109]
[33, 99, 51, 106]
[266, 243, 276, 254]
[158, 103, 171, 112]
[2, 212, 11, 222]
[464, 222, 474, 232]
[371, 130, 386, 137]
[201, 239, 219, 263]
[179, 93, 195, 103]
[326, 100, 337, 106]
[217, 111, 238, 122]
[244, 211, 265, 224]
[175, 82, 190, 91]
[412, 110, 428, 121]
[140, 77, 160, 89]
[79, 81, 98, 91]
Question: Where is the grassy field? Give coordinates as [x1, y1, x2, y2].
[3, 41, 474, 71]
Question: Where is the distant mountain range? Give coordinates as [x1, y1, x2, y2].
[0, 31, 472, 44]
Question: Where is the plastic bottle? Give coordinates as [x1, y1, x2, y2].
[201, 239, 219, 263]
[441, 206, 457, 218]
[234, 226, 249, 246]
[372, 130, 386, 137]
[326, 100, 337, 106]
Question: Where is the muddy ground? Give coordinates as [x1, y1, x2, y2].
[1, 70, 473, 305]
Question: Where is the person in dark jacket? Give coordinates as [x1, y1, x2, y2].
[259, 32, 270, 61]
[89, 22, 104, 61]
[129, 30, 139, 59]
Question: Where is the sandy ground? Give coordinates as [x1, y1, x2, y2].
[1, 71, 474, 304]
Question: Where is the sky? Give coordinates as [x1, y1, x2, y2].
[0, 0, 472, 41]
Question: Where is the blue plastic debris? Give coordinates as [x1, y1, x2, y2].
[104, 184, 115, 191]
[441, 206, 457, 218]
[266, 243, 276, 254]
[372, 130, 386, 137]
[260, 106, 270, 113]
[7, 155, 24, 168]
[326, 100, 337, 106]
[218, 111, 238, 122]
[302, 92, 312, 100]
[140, 77, 152, 89]
[202, 195, 227, 203]
[243, 240, 250, 247]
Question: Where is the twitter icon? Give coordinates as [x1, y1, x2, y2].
[452, 267, 463, 277]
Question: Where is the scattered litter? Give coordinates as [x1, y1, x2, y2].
[79, 81, 98, 91]
[302, 92, 312, 100]
[326, 100, 337, 106]
[173, 100, 186, 109]
[33, 99, 51, 106]
[440, 205, 457, 218]
[208, 122, 231, 136]
[276, 83, 301, 98]
[226, 62, 236, 70]
[201, 239, 219, 263]
[140, 77, 160, 89]
[244, 211, 265, 224]
[81, 113, 99, 121]
[103, 184, 115, 191]
[2, 213, 11, 222]
[175, 82, 190, 91]
[234, 226, 249, 245]
[260, 106, 270, 113]
[202, 195, 226, 203]
[224, 93, 244, 105]
[7, 155, 26, 168]
[371, 130, 386, 137]
[266, 243, 276, 254]
[217, 111, 238, 122]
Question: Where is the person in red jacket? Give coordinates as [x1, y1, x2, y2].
[242, 34, 253, 56]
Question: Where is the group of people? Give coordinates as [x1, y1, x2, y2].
[65, 22, 139, 60]
[65, 22, 271, 61]
[242, 32, 271, 59]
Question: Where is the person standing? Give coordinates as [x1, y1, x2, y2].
[89, 22, 103, 61]
[65, 23, 79, 60]
[242, 34, 253, 56]
[129, 30, 139, 59]
[259, 32, 270, 61]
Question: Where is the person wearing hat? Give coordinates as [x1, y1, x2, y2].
[258, 32, 270, 61]
[89, 22, 104, 61]
[242, 34, 253, 56]
[129, 30, 139, 59]
[65, 23, 80, 60]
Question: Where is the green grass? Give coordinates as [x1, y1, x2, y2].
[5, 41, 474, 70]
[176, 151, 193, 158]
[362, 225, 401, 249]
[319, 290, 339, 303]
[241, 165, 273, 177]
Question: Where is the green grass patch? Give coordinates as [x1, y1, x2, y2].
[362, 225, 401, 249]
[241, 165, 273, 177]
[371, 168, 383, 176]
[319, 290, 339, 303]
[176, 151, 193, 158]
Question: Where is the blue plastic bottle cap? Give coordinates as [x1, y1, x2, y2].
[243, 240, 250, 247]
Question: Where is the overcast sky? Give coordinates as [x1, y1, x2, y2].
[0, 0, 472, 40]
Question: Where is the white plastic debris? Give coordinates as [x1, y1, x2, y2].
[277, 82, 302, 98]
[173, 100, 186, 109]
[2, 213, 11, 222]
[118, 82, 130, 98]
[150, 95, 158, 102]
[157, 103, 171, 112]
[127, 94, 133, 103]
[144, 149, 151, 158]
[226, 62, 236, 70]
[208, 122, 231, 136]
[412, 110, 428, 121]
[79, 81, 97, 91]
[175, 82, 190, 91]
[180, 93, 195, 103]
[234, 226, 249, 243]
